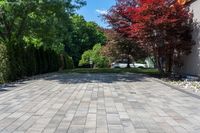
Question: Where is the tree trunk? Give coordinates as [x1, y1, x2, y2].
[59, 54, 65, 71]
[154, 48, 164, 74]
[127, 56, 131, 68]
[156, 55, 164, 74]
[166, 53, 173, 75]
[158, 59, 163, 73]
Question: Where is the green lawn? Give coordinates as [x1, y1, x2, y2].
[63, 68, 160, 77]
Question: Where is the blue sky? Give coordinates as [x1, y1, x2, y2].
[77, 0, 116, 28]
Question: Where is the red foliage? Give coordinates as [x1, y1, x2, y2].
[105, 0, 194, 74]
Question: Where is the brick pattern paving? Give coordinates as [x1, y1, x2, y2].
[0, 73, 200, 133]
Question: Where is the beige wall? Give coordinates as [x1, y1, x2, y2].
[182, 0, 200, 76]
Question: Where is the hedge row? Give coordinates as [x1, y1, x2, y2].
[0, 44, 9, 83]
[0, 44, 73, 83]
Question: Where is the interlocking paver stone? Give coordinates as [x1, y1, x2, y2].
[1, 73, 200, 133]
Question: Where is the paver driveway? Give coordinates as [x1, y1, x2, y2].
[0, 73, 200, 133]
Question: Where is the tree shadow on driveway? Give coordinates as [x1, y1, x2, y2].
[43, 73, 151, 84]
[0, 73, 150, 95]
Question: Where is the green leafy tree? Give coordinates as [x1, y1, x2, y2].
[0, 0, 86, 50]
[65, 15, 106, 66]
[79, 44, 109, 68]
[0, 0, 85, 82]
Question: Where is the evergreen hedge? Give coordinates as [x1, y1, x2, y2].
[0, 44, 73, 83]
[0, 44, 9, 83]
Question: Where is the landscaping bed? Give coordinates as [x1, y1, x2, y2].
[162, 78, 200, 93]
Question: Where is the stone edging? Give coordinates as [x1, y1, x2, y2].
[151, 77, 200, 100]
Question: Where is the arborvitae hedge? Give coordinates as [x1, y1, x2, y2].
[0, 44, 73, 83]
[0, 44, 9, 83]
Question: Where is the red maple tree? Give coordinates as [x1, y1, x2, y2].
[105, 0, 194, 74]
[101, 29, 148, 67]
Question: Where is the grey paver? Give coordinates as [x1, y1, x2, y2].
[0, 73, 200, 133]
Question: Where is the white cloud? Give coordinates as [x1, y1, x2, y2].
[96, 9, 108, 15]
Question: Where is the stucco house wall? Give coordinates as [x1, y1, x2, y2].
[182, 0, 200, 76]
